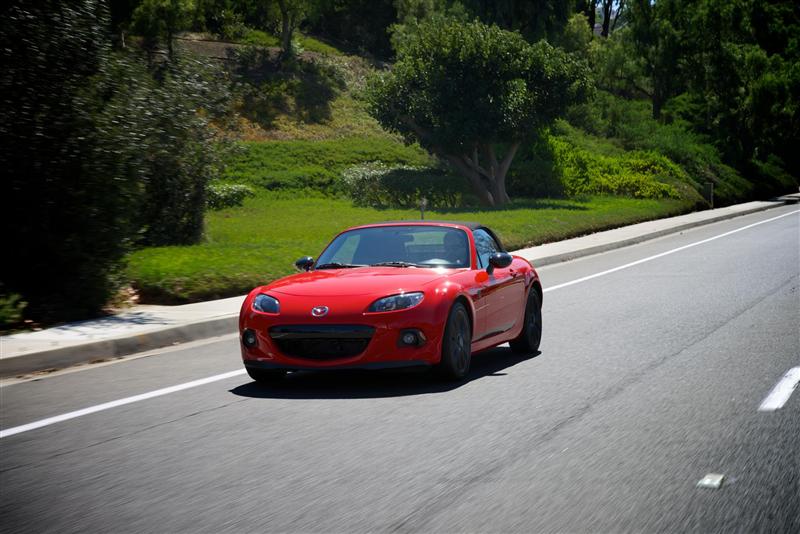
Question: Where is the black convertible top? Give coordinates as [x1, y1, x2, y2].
[364, 220, 482, 229]
[353, 220, 505, 251]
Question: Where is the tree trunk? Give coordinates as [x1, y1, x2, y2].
[277, 0, 293, 57]
[395, 116, 520, 207]
[587, 0, 596, 31]
[611, 0, 625, 33]
[444, 142, 520, 207]
[444, 154, 495, 206]
[489, 178, 510, 206]
[601, 0, 613, 37]
[652, 84, 663, 120]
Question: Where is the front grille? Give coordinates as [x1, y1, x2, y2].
[269, 325, 375, 360]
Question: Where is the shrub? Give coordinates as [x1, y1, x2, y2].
[747, 155, 798, 198]
[239, 28, 280, 47]
[0, 2, 232, 323]
[507, 135, 568, 198]
[551, 138, 685, 200]
[206, 183, 256, 210]
[229, 44, 346, 127]
[342, 162, 470, 208]
[0, 292, 27, 330]
[0, 1, 146, 322]
[135, 54, 232, 247]
[563, 91, 755, 205]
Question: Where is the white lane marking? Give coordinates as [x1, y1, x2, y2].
[0, 369, 246, 439]
[2, 209, 798, 439]
[1, 333, 240, 387]
[543, 209, 799, 293]
[758, 367, 800, 412]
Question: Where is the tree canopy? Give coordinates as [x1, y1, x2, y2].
[366, 19, 591, 206]
[0, 0, 230, 322]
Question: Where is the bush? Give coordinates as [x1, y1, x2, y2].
[206, 183, 256, 210]
[0, 2, 231, 324]
[342, 162, 470, 208]
[0, 292, 27, 330]
[563, 91, 755, 205]
[0, 2, 146, 322]
[507, 135, 568, 198]
[240, 28, 279, 47]
[747, 155, 798, 198]
[229, 44, 346, 127]
[135, 54, 232, 246]
[551, 138, 686, 200]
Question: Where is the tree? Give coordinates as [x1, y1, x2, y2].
[577, 0, 597, 32]
[307, 0, 396, 58]
[462, 0, 573, 43]
[599, 0, 625, 37]
[1, 1, 143, 322]
[676, 0, 799, 186]
[0, 1, 230, 323]
[366, 20, 591, 206]
[275, 0, 309, 56]
[131, 0, 195, 57]
[628, 0, 687, 118]
[389, 0, 468, 55]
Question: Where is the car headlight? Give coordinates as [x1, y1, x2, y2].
[368, 292, 424, 313]
[253, 294, 280, 314]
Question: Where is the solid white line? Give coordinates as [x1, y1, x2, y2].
[2, 209, 797, 439]
[543, 209, 799, 293]
[0, 369, 246, 439]
[758, 367, 800, 412]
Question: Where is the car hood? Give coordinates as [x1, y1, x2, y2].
[264, 267, 449, 297]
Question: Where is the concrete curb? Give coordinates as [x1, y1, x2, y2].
[1, 316, 237, 378]
[527, 200, 790, 267]
[2, 195, 796, 378]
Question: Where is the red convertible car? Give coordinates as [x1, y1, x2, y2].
[239, 221, 542, 382]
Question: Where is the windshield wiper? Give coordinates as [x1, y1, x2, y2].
[315, 262, 363, 270]
[369, 261, 420, 268]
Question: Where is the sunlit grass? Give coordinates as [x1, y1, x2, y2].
[127, 192, 693, 303]
[223, 137, 432, 192]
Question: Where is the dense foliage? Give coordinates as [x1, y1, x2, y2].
[4, 0, 798, 321]
[1, 1, 228, 323]
[342, 163, 469, 208]
[625, 0, 799, 191]
[366, 19, 592, 206]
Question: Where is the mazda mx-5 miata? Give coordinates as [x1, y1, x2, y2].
[239, 221, 542, 382]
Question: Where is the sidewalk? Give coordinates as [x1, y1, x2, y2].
[1, 196, 797, 377]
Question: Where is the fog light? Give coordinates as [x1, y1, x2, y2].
[242, 329, 258, 348]
[398, 329, 426, 347]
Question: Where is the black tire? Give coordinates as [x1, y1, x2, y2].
[509, 288, 542, 354]
[436, 302, 472, 381]
[246, 367, 286, 384]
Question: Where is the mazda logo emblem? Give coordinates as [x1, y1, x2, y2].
[311, 306, 329, 317]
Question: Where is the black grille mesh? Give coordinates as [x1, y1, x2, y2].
[269, 325, 375, 360]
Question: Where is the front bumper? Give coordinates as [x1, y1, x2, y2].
[244, 359, 431, 372]
[240, 311, 444, 370]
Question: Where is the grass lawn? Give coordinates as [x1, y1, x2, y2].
[127, 192, 694, 303]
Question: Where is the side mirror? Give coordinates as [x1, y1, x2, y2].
[295, 256, 315, 272]
[487, 252, 513, 274]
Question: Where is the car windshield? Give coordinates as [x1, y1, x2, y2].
[316, 225, 471, 269]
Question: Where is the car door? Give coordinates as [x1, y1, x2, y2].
[473, 228, 526, 338]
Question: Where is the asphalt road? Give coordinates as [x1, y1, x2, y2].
[1, 206, 798, 533]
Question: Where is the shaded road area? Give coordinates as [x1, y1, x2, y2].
[1, 206, 798, 533]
